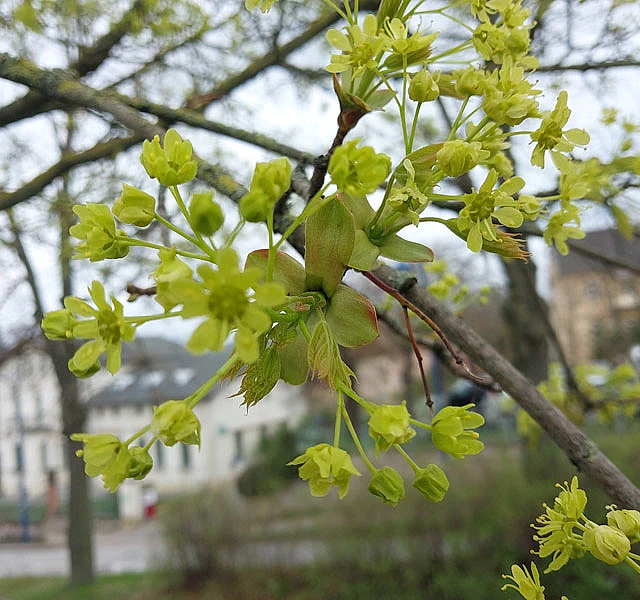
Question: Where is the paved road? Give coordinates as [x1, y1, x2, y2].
[0, 520, 165, 577]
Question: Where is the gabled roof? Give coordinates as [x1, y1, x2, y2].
[552, 229, 640, 276]
[89, 337, 232, 407]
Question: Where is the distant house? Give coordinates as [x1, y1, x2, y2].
[550, 229, 640, 365]
[0, 337, 307, 514]
[0, 347, 67, 505]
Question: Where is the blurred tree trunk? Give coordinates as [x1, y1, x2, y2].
[502, 255, 549, 385]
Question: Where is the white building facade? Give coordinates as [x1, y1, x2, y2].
[0, 338, 307, 517]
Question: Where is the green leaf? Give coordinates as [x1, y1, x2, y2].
[326, 285, 378, 348]
[379, 235, 435, 263]
[305, 198, 355, 298]
[277, 334, 309, 385]
[348, 230, 380, 270]
[245, 250, 306, 295]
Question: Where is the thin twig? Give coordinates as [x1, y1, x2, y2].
[402, 305, 433, 412]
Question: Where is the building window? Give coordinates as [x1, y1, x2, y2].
[233, 430, 245, 464]
[15, 444, 24, 473]
[181, 444, 191, 469]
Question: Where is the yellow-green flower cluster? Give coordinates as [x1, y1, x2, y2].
[70, 433, 152, 493]
[168, 247, 286, 363]
[457, 169, 540, 252]
[42, 281, 135, 377]
[288, 443, 361, 499]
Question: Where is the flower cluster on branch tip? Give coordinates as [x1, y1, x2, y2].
[42, 0, 630, 539]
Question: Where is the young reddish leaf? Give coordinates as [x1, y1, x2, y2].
[245, 249, 306, 294]
[305, 198, 355, 298]
[326, 285, 378, 348]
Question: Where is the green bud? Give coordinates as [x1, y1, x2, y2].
[42, 309, 76, 340]
[151, 400, 201, 447]
[113, 184, 156, 227]
[583, 523, 630, 565]
[436, 140, 490, 178]
[68, 340, 104, 378]
[189, 191, 224, 236]
[368, 402, 415, 452]
[607, 507, 640, 544]
[413, 464, 449, 502]
[128, 447, 154, 480]
[239, 158, 291, 222]
[368, 466, 405, 506]
[454, 67, 485, 97]
[328, 141, 391, 196]
[409, 69, 439, 102]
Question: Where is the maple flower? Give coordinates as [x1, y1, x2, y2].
[140, 129, 197, 187]
[413, 464, 449, 502]
[607, 506, 640, 544]
[368, 402, 416, 452]
[326, 14, 388, 77]
[288, 443, 361, 499]
[501, 562, 546, 600]
[62, 280, 135, 377]
[530, 91, 589, 169]
[70, 433, 132, 493]
[70, 203, 129, 262]
[457, 169, 538, 252]
[151, 400, 201, 447]
[430, 403, 485, 458]
[532, 477, 588, 572]
[170, 248, 285, 363]
[583, 523, 631, 565]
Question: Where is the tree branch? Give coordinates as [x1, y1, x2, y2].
[0, 0, 151, 127]
[0, 134, 143, 211]
[369, 263, 640, 509]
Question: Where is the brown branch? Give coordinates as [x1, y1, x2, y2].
[0, 0, 151, 127]
[402, 305, 433, 411]
[536, 59, 640, 73]
[371, 263, 640, 509]
[378, 308, 501, 392]
[0, 134, 143, 211]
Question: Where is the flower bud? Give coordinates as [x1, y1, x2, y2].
[189, 191, 224, 236]
[368, 466, 405, 506]
[113, 184, 156, 227]
[409, 69, 439, 102]
[41, 309, 76, 340]
[413, 464, 449, 502]
[151, 400, 201, 447]
[583, 523, 630, 565]
[128, 447, 154, 480]
[436, 140, 489, 177]
[607, 507, 640, 544]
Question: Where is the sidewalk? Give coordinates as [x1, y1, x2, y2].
[0, 517, 165, 577]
